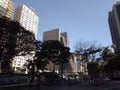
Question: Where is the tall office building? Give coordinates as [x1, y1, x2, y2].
[108, 2, 120, 51]
[43, 28, 69, 47]
[14, 5, 39, 38]
[13, 5, 38, 73]
[6, 0, 14, 18]
[0, 0, 14, 18]
[0, 0, 8, 17]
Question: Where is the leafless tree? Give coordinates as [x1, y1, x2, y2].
[74, 40, 102, 62]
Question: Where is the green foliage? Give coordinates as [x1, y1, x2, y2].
[34, 40, 49, 71]
[0, 17, 10, 61]
[0, 17, 35, 73]
[101, 46, 115, 62]
[34, 40, 71, 72]
[59, 46, 71, 75]
[9, 21, 36, 56]
[101, 46, 120, 75]
[87, 62, 100, 76]
[104, 57, 120, 74]
[41, 40, 62, 63]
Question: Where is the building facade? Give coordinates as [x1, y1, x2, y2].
[6, 0, 14, 18]
[61, 32, 69, 47]
[43, 28, 69, 47]
[11, 25, 36, 74]
[14, 5, 39, 38]
[108, 2, 120, 51]
[0, 0, 14, 18]
[13, 5, 38, 73]
[69, 52, 88, 75]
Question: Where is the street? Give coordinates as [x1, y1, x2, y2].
[1, 80, 120, 90]
[39, 80, 120, 90]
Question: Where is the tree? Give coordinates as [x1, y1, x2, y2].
[0, 17, 10, 61]
[26, 60, 36, 82]
[59, 46, 71, 77]
[87, 62, 100, 76]
[74, 40, 102, 62]
[42, 40, 62, 72]
[0, 17, 11, 73]
[12, 21, 36, 73]
[74, 40, 103, 77]
[34, 40, 49, 71]
[100, 46, 115, 71]
[87, 45, 102, 62]
[35, 40, 71, 73]
[0, 19, 35, 73]
[101, 46, 115, 62]
[100, 45, 120, 78]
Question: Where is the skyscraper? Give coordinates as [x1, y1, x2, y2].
[13, 5, 38, 73]
[0, 0, 8, 17]
[14, 5, 39, 38]
[108, 2, 120, 51]
[6, 0, 14, 18]
[43, 28, 69, 47]
[0, 0, 14, 18]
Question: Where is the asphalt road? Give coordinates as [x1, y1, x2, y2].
[40, 80, 120, 90]
[1, 80, 120, 90]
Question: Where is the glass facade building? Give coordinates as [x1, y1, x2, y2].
[108, 2, 120, 51]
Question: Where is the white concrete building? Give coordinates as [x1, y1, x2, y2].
[0, 0, 14, 18]
[0, 0, 9, 10]
[14, 5, 39, 38]
[12, 54, 35, 73]
[13, 56, 26, 71]
[69, 52, 88, 75]
[13, 5, 38, 73]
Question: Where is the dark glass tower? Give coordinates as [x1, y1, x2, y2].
[108, 2, 120, 51]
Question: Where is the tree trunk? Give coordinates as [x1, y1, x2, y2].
[53, 62, 55, 72]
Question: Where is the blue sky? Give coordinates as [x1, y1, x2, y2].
[11, 0, 115, 51]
